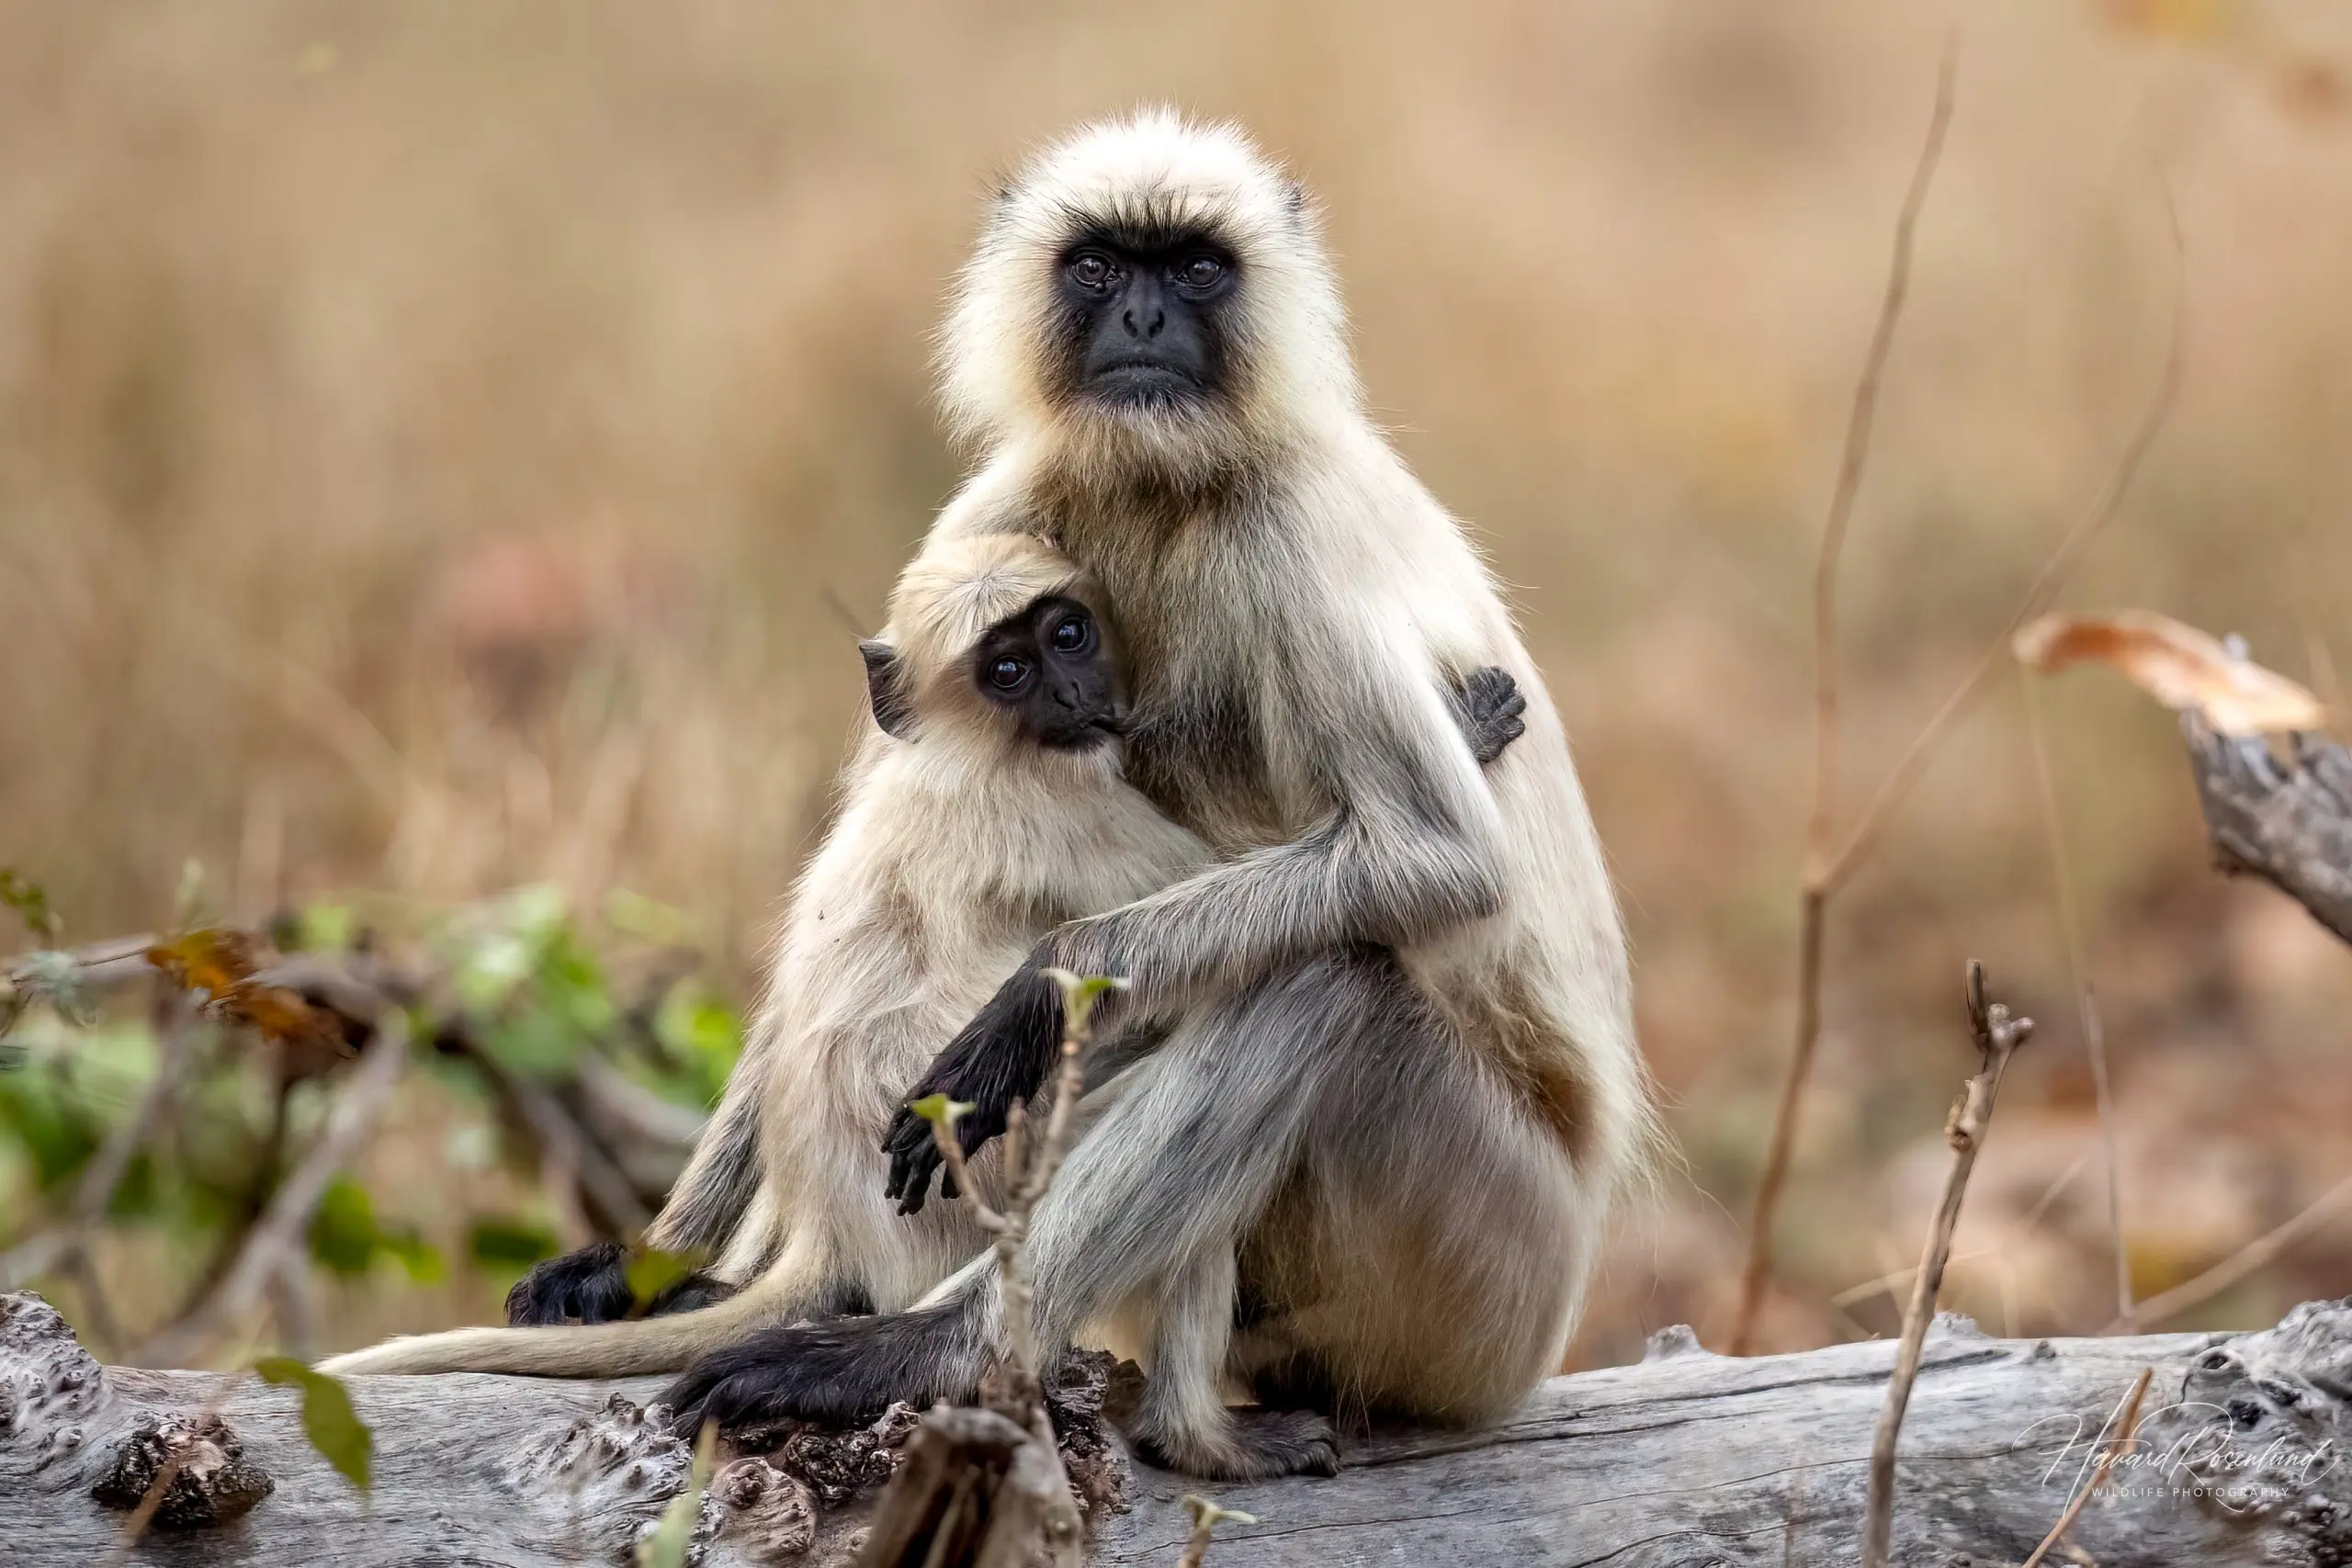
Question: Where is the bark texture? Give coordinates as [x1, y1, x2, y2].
[12, 1291, 2352, 1564]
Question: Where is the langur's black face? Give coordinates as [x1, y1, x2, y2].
[1050, 230, 1237, 412]
[971, 594, 1126, 750]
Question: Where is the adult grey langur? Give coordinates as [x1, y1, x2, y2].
[655, 110, 1656, 1481]
[321, 531, 1528, 1379]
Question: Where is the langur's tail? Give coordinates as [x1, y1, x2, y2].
[317, 1259, 806, 1379]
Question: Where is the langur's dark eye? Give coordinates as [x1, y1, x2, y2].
[1049, 614, 1092, 654]
[1069, 252, 1114, 290]
[989, 655, 1032, 691]
[1178, 254, 1225, 290]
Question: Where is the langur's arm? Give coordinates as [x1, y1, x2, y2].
[886, 671, 1509, 1208]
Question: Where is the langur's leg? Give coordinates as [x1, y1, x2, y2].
[667, 947, 1441, 1479]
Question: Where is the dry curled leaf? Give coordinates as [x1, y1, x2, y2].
[2013, 611, 2329, 737]
[148, 928, 356, 1076]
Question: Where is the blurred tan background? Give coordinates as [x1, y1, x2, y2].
[4, 0, 2350, 1366]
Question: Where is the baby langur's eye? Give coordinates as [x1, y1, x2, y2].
[1069, 252, 1114, 290]
[1179, 254, 1224, 290]
[989, 656, 1031, 690]
[1049, 614, 1091, 654]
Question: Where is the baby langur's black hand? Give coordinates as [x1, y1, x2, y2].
[882, 962, 1065, 1214]
[505, 1241, 636, 1325]
[1455, 665, 1528, 766]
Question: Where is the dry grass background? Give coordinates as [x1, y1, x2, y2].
[4, 0, 2351, 1366]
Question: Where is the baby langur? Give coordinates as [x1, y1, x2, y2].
[322, 533, 1527, 1379]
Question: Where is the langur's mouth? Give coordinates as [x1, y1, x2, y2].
[1089, 361, 1204, 397]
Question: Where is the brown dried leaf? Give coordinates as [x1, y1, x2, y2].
[2013, 611, 2329, 736]
[148, 927, 356, 1074]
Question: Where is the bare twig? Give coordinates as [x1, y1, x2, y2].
[2021, 674, 2133, 1327]
[140, 1014, 409, 1367]
[901, 972, 1123, 1568]
[1734, 152, 2187, 1359]
[1730, 35, 1960, 1356]
[922, 973, 1123, 1382]
[1822, 189, 2184, 897]
[2020, 1366, 2154, 1568]
[1860, 961, 2033, 1568]
[2111, 1170, 2352, 1334]
[0, 991, 201, 1293]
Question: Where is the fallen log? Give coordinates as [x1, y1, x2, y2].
[2183, 713, 2352, 944]
[10, 1291, 2352, 1564]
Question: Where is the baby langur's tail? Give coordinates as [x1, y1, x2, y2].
[317, 1259, 802, 1379]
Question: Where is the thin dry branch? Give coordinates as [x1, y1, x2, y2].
[2022, 673, 2133, 1328]
[1729, 36, 1959, 1357]
[886, 974, 1122, 1568]
[1860, 961, 2034, 1568]
[139, 1013, 409, 1367]
[1733, 161, 2186, 1357]
[2112, 1170, 2352, 1334]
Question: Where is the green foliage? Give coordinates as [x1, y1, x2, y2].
[907, 1093, 974, 1133]
[447, 886, 622, 1081]
[308, 1175, 445, 1282]
[286, 901, 356, 953]
[651, 985, 741, 1108]
[625, 1246, 709, 1314]
[0, 1065, 101, 1189]
[0, 882, 742, 1336]
[254, 1357, 372, 1491]
[467, 1214, 560, 1271]
[1041, 967, 1129, 1037]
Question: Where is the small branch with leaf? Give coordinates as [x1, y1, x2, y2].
[857, 969, 1125, 1568]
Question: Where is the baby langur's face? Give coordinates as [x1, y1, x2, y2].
[970, 593, 1126, 750]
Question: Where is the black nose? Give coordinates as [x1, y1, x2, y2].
[1122, 304, 1164, 339]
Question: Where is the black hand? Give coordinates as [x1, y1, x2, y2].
[1458, 665, 1528, 766]
[881, 962, 1064, 1214]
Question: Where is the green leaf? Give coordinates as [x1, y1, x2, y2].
[906, 1094, 973, 1132]
[307, 1175, 441, 1281]
[1039, 968, 1129, 1036]
[479, 1010, 582, 1080]
[626, 1246, 709, 1314]
[603, 888, 695, 947]
[291, 901, 356, 953]
[308, 1175, 381, 1275]
[636, 1422, 716, 1568]
[652, 987, 741, 1104]
[379, 1227, 447, 1285]
[467, 1215, 560, 1270]
[0, 867, 62, 944]
[254, 1356, 372, 1491]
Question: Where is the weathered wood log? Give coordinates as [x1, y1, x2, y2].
[9, 1289, 2352, 1565]
[2184, 713, 2352, 943]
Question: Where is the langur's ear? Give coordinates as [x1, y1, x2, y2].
[860, 639, 916, 739]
